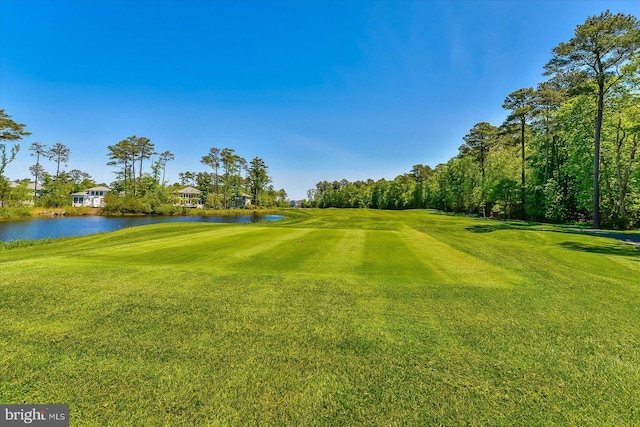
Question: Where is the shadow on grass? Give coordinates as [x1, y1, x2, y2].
[559, 241, 640, 257]
[465, 225, 507, 233]
[465, 221, 542, 233]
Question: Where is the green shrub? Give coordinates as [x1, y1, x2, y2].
[0, 206, 34, 220]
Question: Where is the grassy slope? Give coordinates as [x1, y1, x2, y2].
[1, 209, 639, 425]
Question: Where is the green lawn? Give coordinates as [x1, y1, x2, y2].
[1, 209, 639, 425]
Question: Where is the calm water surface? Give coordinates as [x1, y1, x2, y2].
[0, 215, 284, 242]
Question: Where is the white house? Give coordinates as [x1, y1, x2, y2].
[176, 186, 203, 208]
[71, 186, 110, 208]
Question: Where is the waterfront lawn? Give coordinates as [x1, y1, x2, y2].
[1, 209, 639, 425]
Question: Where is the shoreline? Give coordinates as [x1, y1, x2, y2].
[0, 206, 282, 221]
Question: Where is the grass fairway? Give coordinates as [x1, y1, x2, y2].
[1, 209, 639, 425]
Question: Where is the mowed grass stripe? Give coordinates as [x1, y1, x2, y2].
[0, 223, 252, 271]
[299, 229, 366, 276]
[400, 225, 520, 288]
[72, 223, 260, 268]
[219, 227, 313, 270]
[226, 228, 339, 273]
[423, 220, 640, 288]
[403, 210, 640, 286]
[357, 229, 437, 284]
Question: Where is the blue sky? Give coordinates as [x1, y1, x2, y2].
[2, 0, 639, 199]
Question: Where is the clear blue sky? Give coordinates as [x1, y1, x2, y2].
[2, 0, 639, 199]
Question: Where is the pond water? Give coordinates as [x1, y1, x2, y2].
[0, 214, 284, 242]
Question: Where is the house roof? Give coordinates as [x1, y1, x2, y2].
[71, 186, 109, 197]
[86, 186, 110, 192]
[178, 186, 201, 194]
[9, 181, 39, 190]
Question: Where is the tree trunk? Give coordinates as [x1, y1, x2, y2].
[131, 155, 136, 196]
[593, 81, 604, 228]
[619, 134, 638, 220]
[521, 117, 526, 219]
[34, 153, 40, 200]
[615, 118, 625, 221]
[544, 136, 549, 184]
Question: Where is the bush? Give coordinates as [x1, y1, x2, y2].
[0, 206, 34, 220]
[152, 204, 183, 216]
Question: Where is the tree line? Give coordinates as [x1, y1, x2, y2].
[0, 110, 96, 208]
[106, 139, 286, 213]
[0, 112, 285, 211]
[308, 11, 640, 229]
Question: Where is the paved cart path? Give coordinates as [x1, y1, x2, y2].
[568, 229, 640, 247]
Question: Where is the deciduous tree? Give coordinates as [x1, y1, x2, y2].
[0, 110, 29, 204]
[545, 10, 640, 227]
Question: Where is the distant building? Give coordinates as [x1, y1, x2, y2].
[71, 186, 110, 208]
[289, 200, 303, 208]
[230, 194, 252, 209]
[176, 186, 203, 208]
[9, 181, 42, 205]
